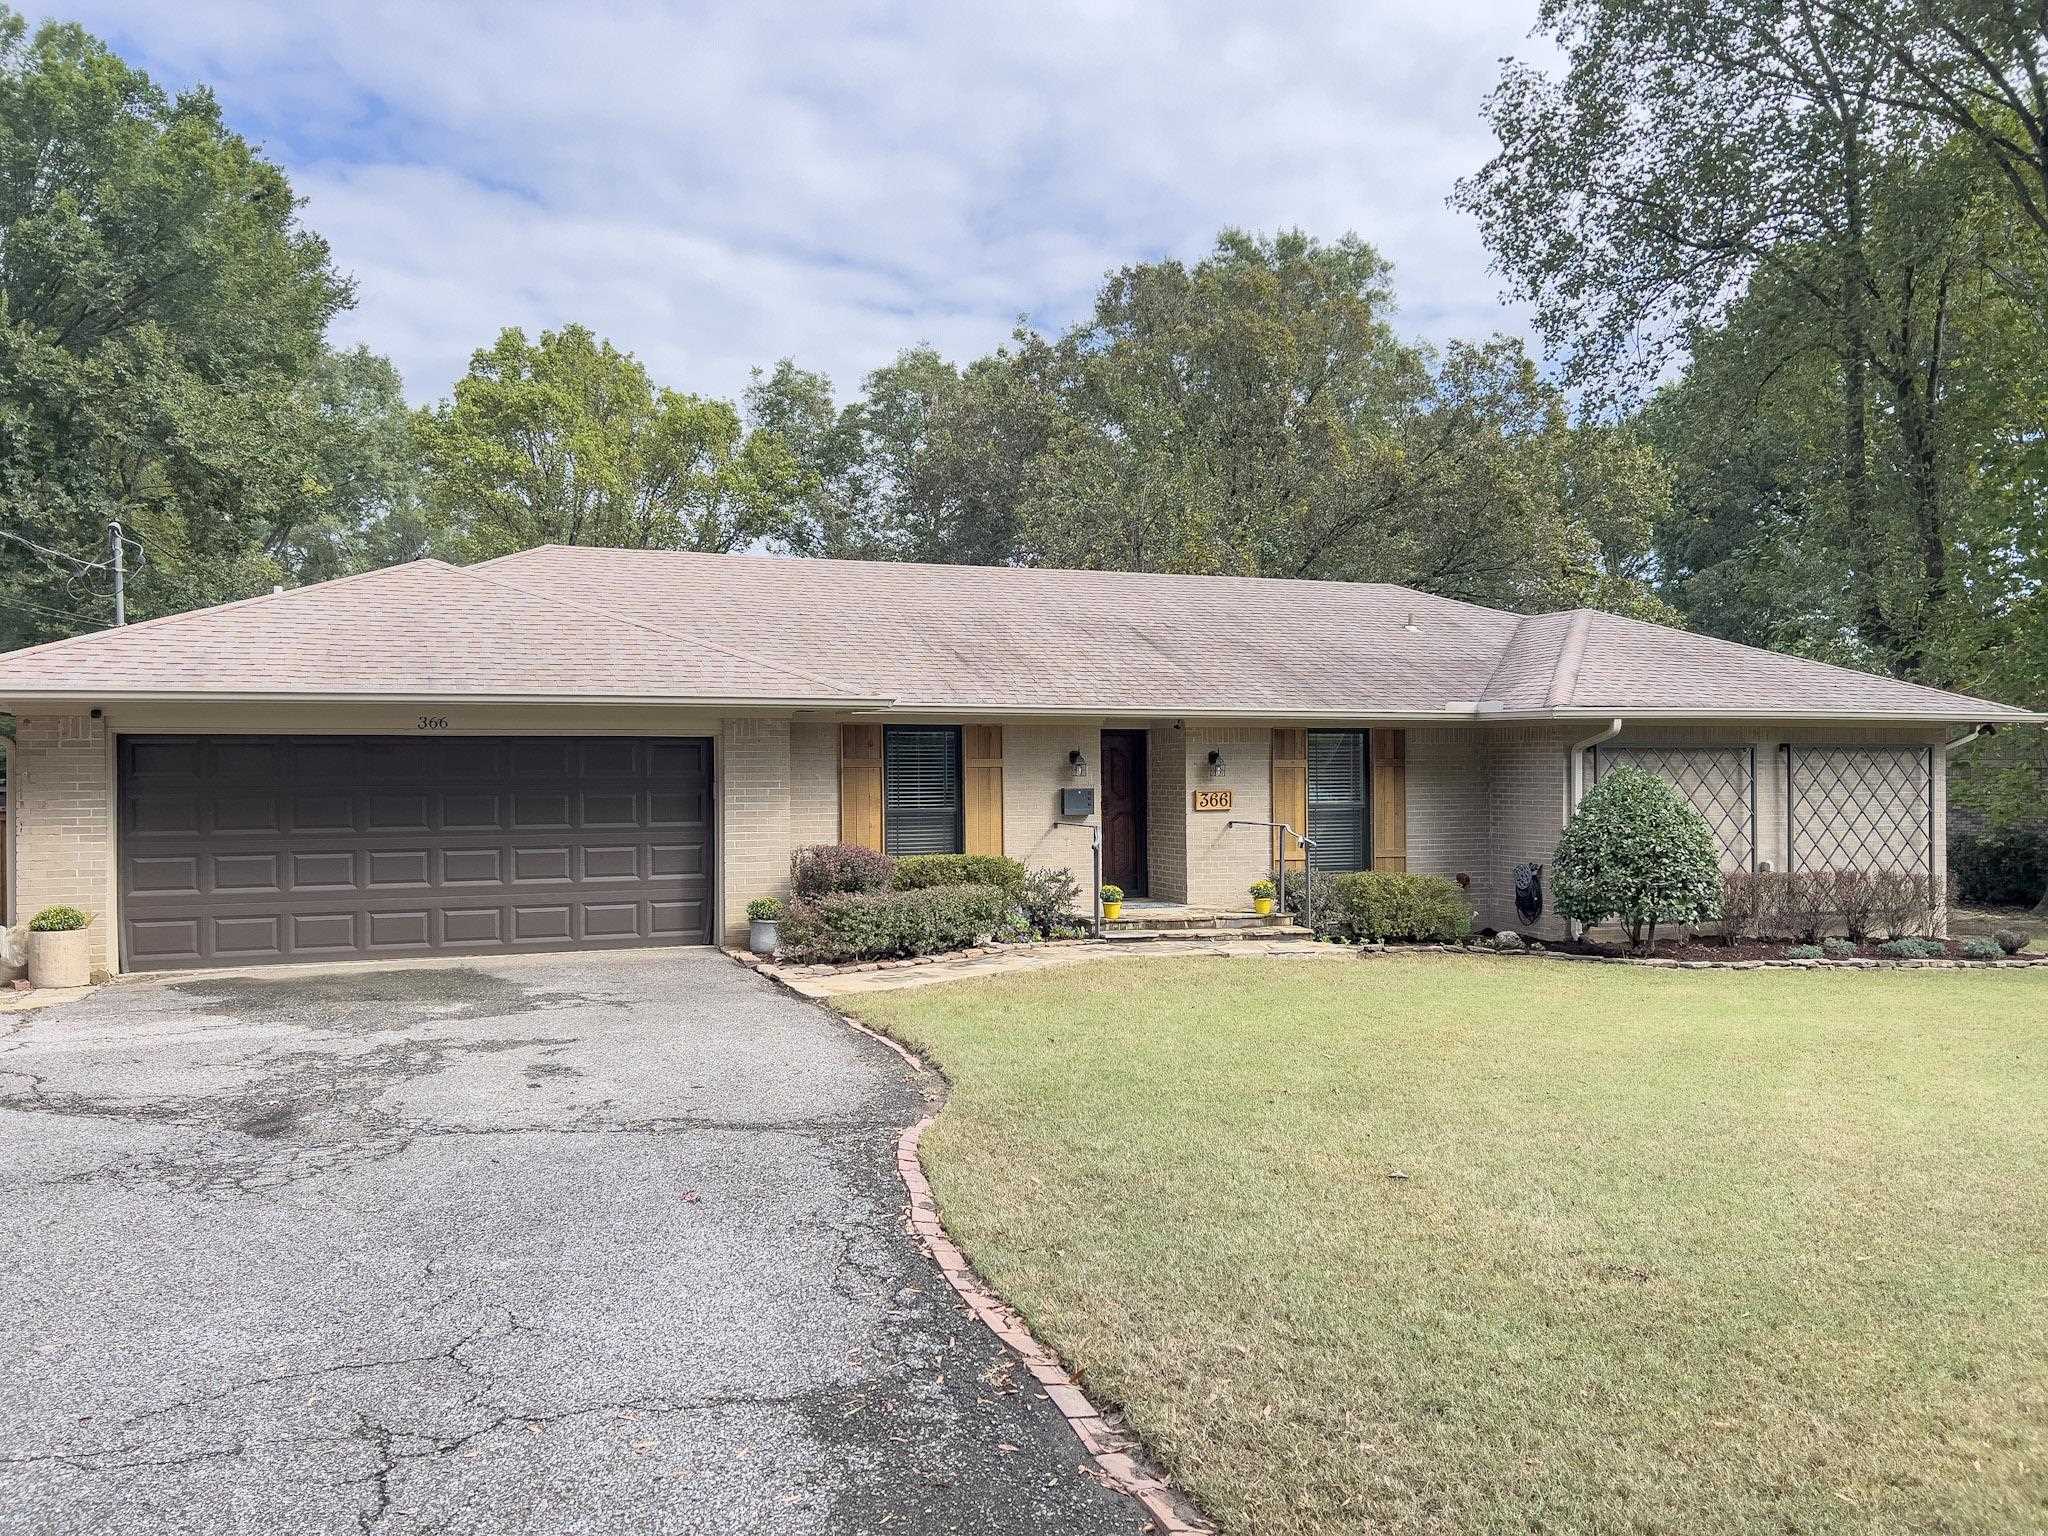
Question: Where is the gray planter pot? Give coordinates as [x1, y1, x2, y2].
[748, 919, 780, 956]
[28, 926, 92, 989]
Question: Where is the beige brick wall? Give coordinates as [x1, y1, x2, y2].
[1146, 725, 1189, 901]
[1483, 725, 1575, 938]
[10, 713, 118, 973]
[1182, 725, 1272, 909]
[718, 717, 793, 945]
[1002, 719, 1101, 898]
[1406, 727, 1490, 894]
[789, 721, 839, 852]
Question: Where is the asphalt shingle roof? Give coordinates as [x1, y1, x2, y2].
[0, 546, 2035, 724]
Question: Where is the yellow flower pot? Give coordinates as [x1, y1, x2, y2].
[1252, 897, 1274, 916]
[1101, 902, 1122, 922]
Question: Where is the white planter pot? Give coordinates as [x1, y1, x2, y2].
[748, 919, 780, 956]
[28, 927, 92, 989]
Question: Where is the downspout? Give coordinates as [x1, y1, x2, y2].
[1564, 718, 1624, 939]
[1943, 723, 1994, 758]
[1937, 727, 1995, 937]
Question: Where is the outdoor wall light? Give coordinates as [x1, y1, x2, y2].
[1068, 749, 1087, 779]
[1206, 748, 1226, 777]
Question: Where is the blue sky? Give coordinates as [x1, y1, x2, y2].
[38, 0, 1548, 406]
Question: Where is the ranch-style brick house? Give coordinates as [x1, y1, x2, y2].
[0, 545, 2038, 974]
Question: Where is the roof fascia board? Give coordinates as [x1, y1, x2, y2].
[0, 690, 897, 711]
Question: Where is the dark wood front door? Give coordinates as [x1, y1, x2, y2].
[1100, 730, 1148, 897]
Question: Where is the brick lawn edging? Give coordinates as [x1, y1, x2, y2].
[749, 957, 1218, 1534]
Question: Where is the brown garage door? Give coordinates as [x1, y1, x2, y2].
[120, 735, 712, 969]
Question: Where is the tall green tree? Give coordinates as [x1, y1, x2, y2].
[416, 325, 808, 560]
[0, 7, 366, 643]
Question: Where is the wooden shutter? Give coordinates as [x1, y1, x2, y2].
[964, 725, 1005, 857]
[840, 724, 884, 851]
[1271, 729, 1308, 873]
[1370, 728, 1408, 871]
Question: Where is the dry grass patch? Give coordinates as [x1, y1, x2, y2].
[848, 955, 2048, 1536]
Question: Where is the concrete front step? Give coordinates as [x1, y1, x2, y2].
[1105, 910, 1289, 932]
[1101, 924, 1315, 944]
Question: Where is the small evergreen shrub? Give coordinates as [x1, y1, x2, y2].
[1018, 866, 1082, 937]
[892, 854, 1027, 898]
[1552, 766, 1721, 948]
[791, 844, 895, 901]
[1875, 937, 1944, 959]
[28, 905, 90, 932]
[1993, 927, 2030, 955]
[1785, 944, 1825, 959]
[746, 897, 784, 922]
[1959, 936, 2003, 960]
[779, 883, 1013, 963]
[1820, 937, 1856, 959]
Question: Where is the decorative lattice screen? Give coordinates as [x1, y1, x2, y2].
[1591, 746, 1756, 871]
[1786, 746, 1934, 874]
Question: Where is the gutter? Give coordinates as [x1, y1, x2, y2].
[0, 690, 897, 712]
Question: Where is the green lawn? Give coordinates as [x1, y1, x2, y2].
[847, 956, 2048, 1536]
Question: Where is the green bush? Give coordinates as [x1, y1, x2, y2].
[1820, 937, 1856, 959]
[1950, 827, 2048, 907]
[1785, 944, 1825, 960]
[1553, 765, 1721, 948]
[1993, 927, 2030, 955]
[746, 897, 784, 922]
[790, 843, 894, 900]
[28, 905, 90, 932]
[1305, 871, 1467, 943]
[1875, 937, 1944, 959]
[778, 883, 1013, 963]
[892, 854, 1027, 898]
[1019, 866, 1082, 937]
[1960, 936, 2003, 960]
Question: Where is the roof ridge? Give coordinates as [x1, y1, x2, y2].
[454, 561, 874, 700]
[1545, 610, 1593, 708]
[0, 558, 459, 667]
[1473, 610, 1561, 706]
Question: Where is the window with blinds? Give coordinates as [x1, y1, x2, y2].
[1307, 730, 1370, 871]
[884, 727, 964, 856]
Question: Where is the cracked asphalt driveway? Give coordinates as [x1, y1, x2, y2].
[0, 949, 1151, 1536]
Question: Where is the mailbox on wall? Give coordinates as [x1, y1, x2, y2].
[1061, 787, 1095, 818]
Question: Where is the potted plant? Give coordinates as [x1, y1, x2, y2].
[746, 898, 784, 956]
[1099, 884, 1124, 922]
[1249, 878, 1276, 916]
[27, 906, 94, 989]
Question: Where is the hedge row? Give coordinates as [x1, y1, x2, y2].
[1285, 870, 1470, 943]
[778, 882, 1016, 963]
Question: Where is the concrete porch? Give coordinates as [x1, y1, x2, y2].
[1101, 898, 1311, 942]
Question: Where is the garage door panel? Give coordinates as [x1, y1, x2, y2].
[120, 736, 712, 968]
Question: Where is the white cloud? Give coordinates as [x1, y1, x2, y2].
[36, 0, 1548, 404]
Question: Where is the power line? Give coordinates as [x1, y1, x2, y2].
[0, 525, 104, 572]
[0, 592, 105, 627]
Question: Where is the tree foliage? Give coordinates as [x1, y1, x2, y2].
[416, 325, 807, 561]
[0, 6, 382, 644]
[1553, 765, 1723, 947]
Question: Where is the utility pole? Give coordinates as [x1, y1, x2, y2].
[107, 519, 125, 626]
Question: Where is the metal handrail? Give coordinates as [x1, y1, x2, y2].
[1227, 819, 1314, 932]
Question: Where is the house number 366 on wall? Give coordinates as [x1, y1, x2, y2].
[417, 715, 449, 730]
[1192, 788, 1233, 812]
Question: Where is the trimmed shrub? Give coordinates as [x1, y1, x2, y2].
[790, 843, 894, 902]
[1820, 937, 1856, 959]
[1297, 871, 1466, 943]
[1875, 937, 1944, 959]
[779, 883, 1013, 963]
[1018, 866, 1082, 937]
[892, 854, 1027, 898]
[1993, 927, 2030, 955]
[1950, 827, 2048, 908]
[28, 905, 90, 932]
[1871, 869, 1927, 941]
[1830, 869, 1878, 943]
[746, 897, 783, 922]
[1785, 944, 1824, 959]
[1711, 870, 1763, 944]
[1552, 765, 1721, 948]
[1960, 936, 2003, 960]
